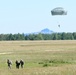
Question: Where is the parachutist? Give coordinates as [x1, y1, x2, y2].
[58, 25, 60, 27]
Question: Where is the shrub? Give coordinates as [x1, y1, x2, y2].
[43, 63, 48, 67]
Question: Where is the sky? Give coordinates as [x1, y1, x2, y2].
[0, 0, 76, 34]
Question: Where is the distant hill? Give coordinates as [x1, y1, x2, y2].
[25, 28, 54, 35]
[40, 28, 54, 34]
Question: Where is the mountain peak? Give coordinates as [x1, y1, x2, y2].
[41, 28, 51, 32]
[25, 28, 54, 35]
[40, 28, 54, 34]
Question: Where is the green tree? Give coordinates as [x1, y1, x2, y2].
[73, 32, 76, 40]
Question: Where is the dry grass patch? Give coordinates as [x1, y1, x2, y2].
[0, 40, 76, 75]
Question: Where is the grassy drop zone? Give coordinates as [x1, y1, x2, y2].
[0, 40, 76, 75]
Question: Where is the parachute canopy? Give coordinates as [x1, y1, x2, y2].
[51, 7, 67, 15]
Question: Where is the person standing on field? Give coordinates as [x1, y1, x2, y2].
[15, 60, 20, 69]
[20, 59, 24, 68]
[7, 59, 12, 69]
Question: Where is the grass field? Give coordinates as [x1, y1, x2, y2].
[0, 40, 76, 75]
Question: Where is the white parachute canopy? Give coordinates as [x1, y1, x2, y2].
[51, 7, 67, 15]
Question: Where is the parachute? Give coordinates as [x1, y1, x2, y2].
[51, 7, 67, 15]
[51, 7, 67, 29]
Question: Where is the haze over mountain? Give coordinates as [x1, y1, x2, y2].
[25, 28, 54, 35]
[40, 28, 54, 34]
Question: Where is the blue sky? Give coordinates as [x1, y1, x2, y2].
[0, 0, 76, 34]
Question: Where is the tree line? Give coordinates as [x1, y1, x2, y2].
[0, 32, 76, 40]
